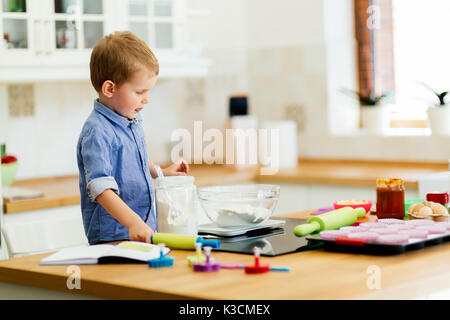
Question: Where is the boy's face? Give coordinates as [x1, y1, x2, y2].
[107, 68, 158, 120]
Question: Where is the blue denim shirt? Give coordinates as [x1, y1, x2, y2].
[77, 99, 157, 245]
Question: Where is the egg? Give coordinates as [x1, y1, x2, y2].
[430, 202, 449, 216]
[416, 206, 432, 217]
[408, 203, 424, 214]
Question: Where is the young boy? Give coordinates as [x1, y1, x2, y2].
[77, 31, 189, 245]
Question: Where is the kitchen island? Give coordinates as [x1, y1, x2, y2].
[0, 210, 449, 300]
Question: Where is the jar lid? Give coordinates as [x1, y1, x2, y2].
[376, 178, 403, 189]
[156, 175, 195, 188]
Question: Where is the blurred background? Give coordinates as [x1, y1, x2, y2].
[0, 0, 449, 179]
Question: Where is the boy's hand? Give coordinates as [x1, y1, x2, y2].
[128, 219, 154, 243]
[163, 158, 190, 176]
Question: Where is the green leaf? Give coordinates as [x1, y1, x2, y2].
[419, 82, 448, 105]
[1, 144, 5, 157]
[341, 88, 393, 106]
[438, 91, 448, 105]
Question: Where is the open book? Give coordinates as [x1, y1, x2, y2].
[40, 241, 170, 265]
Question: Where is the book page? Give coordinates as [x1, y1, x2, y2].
[103, 241, 169, 262]
[40, 244, 113, 265]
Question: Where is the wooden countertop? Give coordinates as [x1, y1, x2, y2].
[256, 159, 448, 189]
[3, 159, 447, 214]
[0, 210, 449, 300]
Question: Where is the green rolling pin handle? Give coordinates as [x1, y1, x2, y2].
[354, 207, 367, 218]
[293, 207, 366, 237]
[293, 221, 321, 237]
[150, 233, 221, 249]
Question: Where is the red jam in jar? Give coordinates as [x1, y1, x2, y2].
[376, 178, 405, 220]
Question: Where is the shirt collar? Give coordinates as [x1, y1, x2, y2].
[94, 99, 142, 128]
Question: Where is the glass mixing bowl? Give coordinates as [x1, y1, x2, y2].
[197, 184, 280, 228]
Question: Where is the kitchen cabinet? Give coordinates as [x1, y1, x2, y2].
[0, 204, 87, 260]
[0, 0, 210, 82]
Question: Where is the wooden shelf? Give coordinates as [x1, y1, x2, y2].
[3, 176, 80, 214]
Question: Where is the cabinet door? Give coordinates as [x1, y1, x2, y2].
[273, 183, 311, 215]
[0, 0, 43, 66]
[40, 0, 108, 66]
[121, 0, 186, 58]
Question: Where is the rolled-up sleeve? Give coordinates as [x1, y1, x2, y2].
[81, 128, 120, 202]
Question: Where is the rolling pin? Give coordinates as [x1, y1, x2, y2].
[294, 207, 366, 237]
[151, 233, 221, 250]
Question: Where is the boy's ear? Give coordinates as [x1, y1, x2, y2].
[101, 80, 115, 98]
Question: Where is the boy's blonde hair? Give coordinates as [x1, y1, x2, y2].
[90, 31, 159, 93]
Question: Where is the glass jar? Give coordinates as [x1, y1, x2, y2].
[156, 175, 198, 235]
[376, 178, 405, 219]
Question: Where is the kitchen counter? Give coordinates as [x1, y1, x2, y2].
[3, 159, 447, 214]
[256, 159, 448, 189]
[0, 210, 449, 300]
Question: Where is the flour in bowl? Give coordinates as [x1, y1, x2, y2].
[214, 204, 272, 227]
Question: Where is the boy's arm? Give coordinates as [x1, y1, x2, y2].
[148, 161, 159, 179]
[148, 159, 189, 179]
[96, 189, 153, 243]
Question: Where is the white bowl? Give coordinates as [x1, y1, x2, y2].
[197, 184, 280, 228]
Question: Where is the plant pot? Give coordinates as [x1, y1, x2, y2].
[427, 106, 450, 136]
[360, 105, 390, 135]
[1, 162, 18, 186]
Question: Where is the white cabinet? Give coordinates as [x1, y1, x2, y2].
[0, 205, 87, 260]
[1, 0, 108, 66]
[0, 0, 209, 82]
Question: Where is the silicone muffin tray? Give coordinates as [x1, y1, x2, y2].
[306, 219, 450, 255]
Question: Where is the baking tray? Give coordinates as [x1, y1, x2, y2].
[306, 230, 450, 255]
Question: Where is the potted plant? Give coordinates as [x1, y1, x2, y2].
[1, 144, 19, 187]
[342, 89, 394, 135]
[420, 83, 450, 136]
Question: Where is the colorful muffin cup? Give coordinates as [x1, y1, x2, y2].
[347, 232, 379, 241]
[339, 226, 364, 233]
[371, 228, 398, 235]
[416, 225, 447, 234]
[399, 229, 429, 239]
[406, 219, 435, 226]
[436, 222, 450, 231]
[359, 222, 387, 229]
[378, 218, 406, 225]
[319, 230, 350, 240]
[333, 200, 372, 213]
[387, 224, 415, 231]
[377, 234, 410, 244]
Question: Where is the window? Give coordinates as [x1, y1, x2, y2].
[391, 0, 450, 127]
[354, 0, 395, 106]
[354, 0, 450, 129]
[127, 0, 180, 53]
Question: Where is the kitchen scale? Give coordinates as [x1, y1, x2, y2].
[198, 217, 321, 256]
